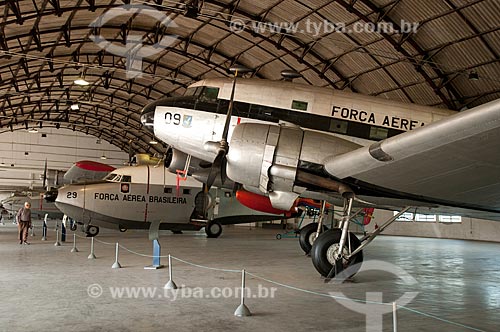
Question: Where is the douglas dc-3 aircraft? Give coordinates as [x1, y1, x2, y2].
[141, 73, 500, 279]
[55, 163, 295, 237]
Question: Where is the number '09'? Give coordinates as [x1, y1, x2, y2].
[165, 112, 181, 125]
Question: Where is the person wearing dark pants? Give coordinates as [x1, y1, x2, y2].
[16, 202, 32, 245]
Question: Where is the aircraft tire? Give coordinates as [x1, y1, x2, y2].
[205, 221, 222, 238]
[299, 223, 328, 254]
[70, 224, 78, 231]
[119, 227, 127, 233]
[310, 229, 363, 278]
[86, 225, 99, 237]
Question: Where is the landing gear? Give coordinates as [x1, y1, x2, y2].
[85, 225, 99, 237]
[298, 223, 328, 254]
[205, 221, 222, 238]
[299, 200, 329, 254]
[70, 223, 78, 231]
[310, 189, 413, 279]
[311, 229, 363, 278]
[310, 193, 359, 279]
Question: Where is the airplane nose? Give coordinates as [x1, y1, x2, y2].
[141, 100, 156, 134]
[43, 188, 58, 202]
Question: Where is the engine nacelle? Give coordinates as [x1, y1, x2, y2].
[226, 123, 360, 210]
[165, 148, 188, 173]
[165, 148, 209, 175]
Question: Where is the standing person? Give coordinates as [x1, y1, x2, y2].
[16, 202, 32, 245]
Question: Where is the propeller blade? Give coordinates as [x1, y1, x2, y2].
[207, 66, 251, 189]
[128, 140, 134, 165]
[220, 70, 238, 142]
[220, 157, 227, 185]
[206, 150, 225, 189]
[42, 159, 47, 189]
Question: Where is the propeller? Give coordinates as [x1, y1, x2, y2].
[128, 139, 135, 165]
[206, 65, 251, 189]
[42, 159, 47, 189]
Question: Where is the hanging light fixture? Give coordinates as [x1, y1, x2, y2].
[100, 155, 107, 160]
[74, 71, 90, 86]
[70, 103, 80, 111]
[149, 139, 158, 145]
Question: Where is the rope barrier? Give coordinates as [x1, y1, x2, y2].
[397, 306, 487, 332]
[170, 256, 241, 273]
[33, 222, 489, 331]
[246, 272, 377, 304]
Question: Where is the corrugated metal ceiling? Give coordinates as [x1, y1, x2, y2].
[0, 0, 498, 153]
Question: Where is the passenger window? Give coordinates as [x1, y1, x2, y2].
[329, 119, 348, 134]
[183, 189, 191, 195]
[164, 187, 173, 194]
[291, 100, 308, 111]
[369, 127, 389, 140]
[121, 175, 131, 183]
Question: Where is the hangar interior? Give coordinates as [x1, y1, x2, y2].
[1, 1, 499, 332]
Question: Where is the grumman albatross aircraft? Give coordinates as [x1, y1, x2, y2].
[2, 160, 115, 220]
[55, 163, 296, 237]
[142, 73, 500, 279]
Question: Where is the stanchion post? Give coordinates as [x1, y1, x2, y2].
[70, 233, 79, 253]
[88, 237, 96, 259]
[164, 255, 177, 289]
[392, 302, 397, 332]
[41, 214, 48, 241]
[111, 243, 121, 269]
[234, 269, 251, 317]
[30, 223, 35, 237]
[61, 218, 66, 242]
[54, 229, 61, 246]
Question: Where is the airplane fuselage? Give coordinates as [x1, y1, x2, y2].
[142, 77, 456, 164]
[55, 165, 202, 230]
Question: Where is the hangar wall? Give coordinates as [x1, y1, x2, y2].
[365, 209, 500, 243]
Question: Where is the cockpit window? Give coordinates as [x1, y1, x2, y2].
[104, 173, 122, 182]
[141, 112, 154, 127]
[184, 87, 203, 96]
[121, 175, 131, 183]
[104, 173, 116, 181]
[184, 86, 219, 102]
[200, 87, 219, 102]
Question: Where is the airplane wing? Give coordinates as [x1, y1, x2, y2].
[63, 161, 116, 184]
[324, 98, 500, 216]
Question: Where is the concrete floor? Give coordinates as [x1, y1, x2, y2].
[0, 220, 499, 332]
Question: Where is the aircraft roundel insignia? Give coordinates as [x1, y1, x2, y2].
[121, 183, 130, 193]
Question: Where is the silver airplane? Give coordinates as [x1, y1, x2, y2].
[55, 163, 294, 237]
[141, 74, 500, 278]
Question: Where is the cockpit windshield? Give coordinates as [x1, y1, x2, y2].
[104, 173, 122, 182]
[183, 86, 220, 102]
